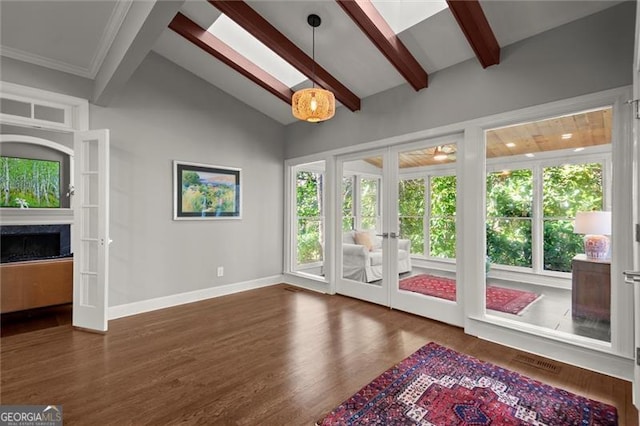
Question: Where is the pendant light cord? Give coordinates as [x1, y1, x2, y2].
[311, 25, 316, 89]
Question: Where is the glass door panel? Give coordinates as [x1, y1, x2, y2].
[390, 140, 463, 326]
[336, 151, 388, 306]
[293, 161, 325, 279]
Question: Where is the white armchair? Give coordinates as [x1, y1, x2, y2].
[342, 230, 412, 282]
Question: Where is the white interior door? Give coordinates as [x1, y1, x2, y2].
[336, 149, 392, 306]
[72, 129, 109, 332]
[631, 0, 640, 409]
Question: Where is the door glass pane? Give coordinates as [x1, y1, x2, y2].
[83, 140, 99, 172]
[293, 162, 325, 279]
[397, 143, 457, 300]
[342, 156, 383, 283]
[83, 206, 99, 239]
[484, 107, 612, 343]
[33, 104, 65, 123]
[399, 178, 425, 255]
[0, 98, 30, 117]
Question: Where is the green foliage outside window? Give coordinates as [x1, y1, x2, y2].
[398, 176, 457, 258]
[342, 177, 354, 231]
[430, 176, 457, 258]
[399, 179, 425, 254]
[486, 170, 533, 267]
[296, 171, 323, 265]
[486, 164, 603, 272]
[542, 163, 603, 272]
[294, 161, 603, 273]
[360, 178, 379, 230]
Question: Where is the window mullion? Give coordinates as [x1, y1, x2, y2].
[425, 174, 431, 257]
[532, 164, 543, 274]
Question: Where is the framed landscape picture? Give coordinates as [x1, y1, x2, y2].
[173, 160, 241, 220]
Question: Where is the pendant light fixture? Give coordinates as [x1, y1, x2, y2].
[292, 14, 335, 123]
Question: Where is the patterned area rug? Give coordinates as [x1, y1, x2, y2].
[399, 274, 540, 315]
[317, 342, 618, 426]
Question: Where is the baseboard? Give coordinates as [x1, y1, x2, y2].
[108, 275, 284, 320]
[466, 316, 634, 381]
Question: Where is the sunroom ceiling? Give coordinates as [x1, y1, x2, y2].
[364, 107, 613, 169]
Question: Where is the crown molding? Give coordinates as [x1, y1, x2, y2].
[0, 0, 132, 80]
[87, 0, 133, 79]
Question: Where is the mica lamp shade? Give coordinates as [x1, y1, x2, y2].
[573, 211, 612, 260]
[292, 88, 335, 123]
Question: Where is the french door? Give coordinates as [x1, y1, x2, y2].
[72, 129, 110, 332]
[335, 136, 464, 327]
[336, 149, 391, 305]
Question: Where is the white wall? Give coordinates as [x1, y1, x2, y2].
[284, 2, 635, 158]
[1, 52, 286, 306]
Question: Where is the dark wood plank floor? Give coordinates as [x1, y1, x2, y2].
[1, 284, 637, 425]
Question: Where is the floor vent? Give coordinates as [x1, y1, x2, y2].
[513, 354, 561, 374]
[283, 286, 304, 293]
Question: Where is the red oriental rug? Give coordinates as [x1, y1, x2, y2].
[399, 274, 540, 315]
[317, 342, 618, 426]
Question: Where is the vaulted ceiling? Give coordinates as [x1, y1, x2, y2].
[0, 0, 624, 125]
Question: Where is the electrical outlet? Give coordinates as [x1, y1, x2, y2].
[217, 266, 224, 277]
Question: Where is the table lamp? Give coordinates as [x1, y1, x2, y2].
[573, 211, 612, 260]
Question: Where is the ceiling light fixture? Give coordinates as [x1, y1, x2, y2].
[561, 133, 573, 139]
[433, 146, 448, 161]
[505, 142, 516, 148]
[292, 14, 335, 123]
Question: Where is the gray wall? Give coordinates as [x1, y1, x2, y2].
[92, 52, 285, 305]
[1, 52, 286, 306]
[284, 2, 635, 159]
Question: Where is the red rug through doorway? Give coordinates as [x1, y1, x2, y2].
[317, 342, 618, 425]
[399, 274, 540, 315]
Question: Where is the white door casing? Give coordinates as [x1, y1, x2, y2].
[72, 129, 110, 332]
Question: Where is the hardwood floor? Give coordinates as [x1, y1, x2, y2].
[1, 284, 637, 425]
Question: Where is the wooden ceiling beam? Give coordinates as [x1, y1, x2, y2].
[209, 0, 361, 112]
[169, 13, 293, 104]
[447, 0, 500, 68]
[336, 0, 428, 91]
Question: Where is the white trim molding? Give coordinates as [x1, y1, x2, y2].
[108, 275, 284, 320]
[0, 1, 131, 80]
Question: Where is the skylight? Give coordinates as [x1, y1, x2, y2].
[207, 15, 307, 88]
[370, 0, 448, 34]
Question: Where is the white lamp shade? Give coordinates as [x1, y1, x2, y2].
[573, 211, 611, 235]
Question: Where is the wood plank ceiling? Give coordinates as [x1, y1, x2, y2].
[364, 107, 612, 169]
[168, 0, 499, 112]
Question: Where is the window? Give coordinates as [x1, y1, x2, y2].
[342, 174, 381, 231]
[485, 161, 606, 273]
[429, 175, 457, 258]
[360, 177, 379, 230]
[542, 163, 603, 272]
[399, 178, 425, 254]
[486, 169, 533, 268]
[293, 163, 325, 276]
[398, 174, 457, 259]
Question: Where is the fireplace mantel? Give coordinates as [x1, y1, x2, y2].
[0, 208, 74, 226]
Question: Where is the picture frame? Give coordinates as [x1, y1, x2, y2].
[173, 160, 241, 220]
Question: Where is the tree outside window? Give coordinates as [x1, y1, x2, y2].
[296, 171, 323, 266]
[486, 169, 533, 268]
[543, 163, 603, 272]
[399, 178, 425, 255]
[360, 178, 379, 230]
